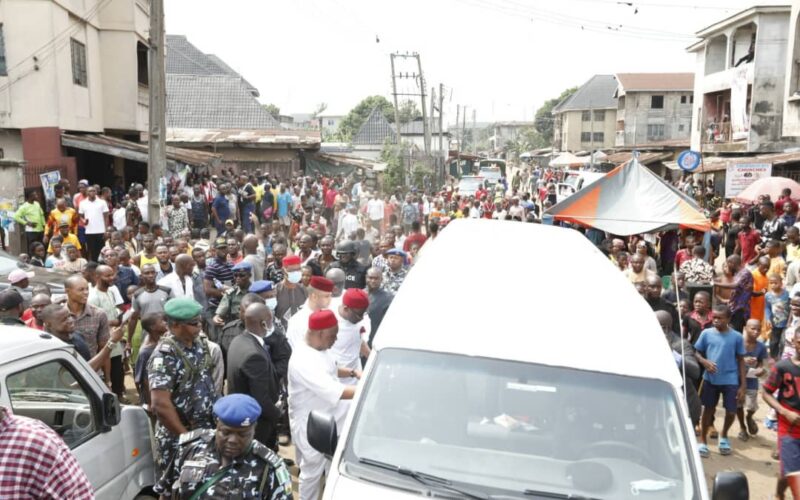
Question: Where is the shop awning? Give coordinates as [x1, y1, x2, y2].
[62, 133, 221, 168]
[305, 153, 387, 177]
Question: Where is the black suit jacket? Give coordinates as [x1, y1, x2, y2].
[226, 332, 282, 448]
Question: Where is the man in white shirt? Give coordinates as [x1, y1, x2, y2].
[87, 265, 125, 398]
[112, 204, 127, 231]
[330, 289, 371, 385]
[79, 186, 109, 262]
[336, 206, 360, 244]
[366, 194, 385, 233]
[286, 276, 334, 348]
[288, 309, 358, 500]
[157, 254, 195, 300]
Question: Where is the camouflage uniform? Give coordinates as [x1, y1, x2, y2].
[381, 267, 408, 294]
[148, 334, 218, 478]
[156, 428, 292, 499]
[215, 285, 249, 324]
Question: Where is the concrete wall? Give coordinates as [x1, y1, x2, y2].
[558, 109, 616, 151]
[620, 91, 693, 146]
[0, 130, 22, 160]
[782, 2, 800, 136]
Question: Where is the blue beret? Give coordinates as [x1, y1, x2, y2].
[213, 394, 261, 427]
[249, 280, 274, 293]
[385, 249, 407, 258]
[163, 297, 202, 321]
[232, 261, 253, 272]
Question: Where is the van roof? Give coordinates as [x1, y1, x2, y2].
[0, 326, 69, 364]
[373, 219, 681, 387]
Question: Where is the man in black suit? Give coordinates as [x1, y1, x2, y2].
[226, 302, 282, 450]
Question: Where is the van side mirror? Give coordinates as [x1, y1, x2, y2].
[308, 411, 338, 457]
[102, 393, 121, 428]
[712, 471, 748, 500]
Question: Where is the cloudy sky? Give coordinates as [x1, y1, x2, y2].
[165, 0, 771, 123]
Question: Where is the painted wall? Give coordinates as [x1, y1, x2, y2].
[619, 91, 693, 146]
[782, 2, 800, 136]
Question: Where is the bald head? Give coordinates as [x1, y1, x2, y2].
[175, 254, 195, 275]
[325, 268, 346, 298]
[243, 234, 259, 253]
[65, 275, 88, 291]
[656, 310, 673, 333]
[244, 302, 271, 336]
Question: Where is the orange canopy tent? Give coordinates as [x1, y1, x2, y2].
[545, 158, 710, 236]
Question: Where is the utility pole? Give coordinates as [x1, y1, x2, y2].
[462, 106, 467, 155]
[472, 108, 477, 156]
[389, 54, 402, 144]
[416, 54, 431, 155]
[455, 105, 461, 167]
[429, 86, 436, 152]
[147, 0, 167, 225]
[438, 83, 444, 154]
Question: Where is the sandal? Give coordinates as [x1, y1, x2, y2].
[747, 416, 759, 436]
[709, 429, 719, 439]
[698, 443, 710, 458]
[737, 430, 749, 442]
[719, 437, 732, 456]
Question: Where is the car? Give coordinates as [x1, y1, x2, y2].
[456, 176, 485, 197]
[0, 249, 69, 296]
[478, 166, 502, 187]
[308, 219, 748, 500]
[0, 327, 156, 499]
[556, 171, 606, 203]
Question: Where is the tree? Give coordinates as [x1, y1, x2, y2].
[534, 86, 578, 144]
[397, 100, 421, 125]
[311, 102, 328, 119]
[263, 103, 281, 118]
[337, 96, 395, 142]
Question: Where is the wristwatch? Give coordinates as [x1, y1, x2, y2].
[349, 368, 357, 378]
[105, 341, 118, 351]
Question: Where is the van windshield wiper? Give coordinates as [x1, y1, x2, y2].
[523, 488, 603, 500]
[358, 456, 491, 499]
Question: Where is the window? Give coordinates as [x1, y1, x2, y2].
[0, 24, 6, 76]
[136, 42, 148, 86]
[650, 95, 664, 109]
[6, 361, 98, 449]
[690, 95, 694, 104]
[593, 110, 605, 121]
[327, 119, 335, 126]
[647, 124, 665, 140]
[581, 111, 591, 122]
[71, 39, 87, 87]
[580, 132, 591, 142]
[593, 132, 604, 142]
[680, 95, 687, 104]
[679, 124, 685, 132]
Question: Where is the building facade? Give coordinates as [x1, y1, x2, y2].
[689, 6, 795, 153]
[552, 75, 618, 152]
[614, 73, 694, 147]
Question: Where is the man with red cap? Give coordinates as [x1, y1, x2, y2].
[288, 310, 359, 500]
[275, 254, 307, 330]
[331, 288, 371, 384]
[286, 276, 334, 348]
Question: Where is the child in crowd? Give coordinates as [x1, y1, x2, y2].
[694, 304, 746, 458]
[737, 319, 767, 441]
[766, 274, 791, 359]
[134, 312, 168, 410]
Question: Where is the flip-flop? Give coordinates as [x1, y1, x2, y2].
[719, 437, 732, 456]
[747, 416, 759, 436]
[698, 443, 710, 458]
[737, 430, 749, 442]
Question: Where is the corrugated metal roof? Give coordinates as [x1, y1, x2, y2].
[166, 35, 259, 97]
[604, 151, 672, 165]
[62, 133, 222, 167]
[397, 119, 448, 135]
[616, 73, 694, 92]
[552, 75, 618, 113]
[700, 151, 800, 172]
[166, 128, 321, 147]
[353, 107, 397, 145]
[166, 74, 279, 129]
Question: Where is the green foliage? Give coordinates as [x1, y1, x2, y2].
[411, 163, 433, 190]
[263, 103, 281, 118]
[534, 86, 578, 142]
[311, 102, 328, 119]
[397, 100, 421, 124]
[380, 139, 405, 193]
[338, 96, 395, 142]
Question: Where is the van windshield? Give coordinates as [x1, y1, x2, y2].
[343, 349, 698, 500]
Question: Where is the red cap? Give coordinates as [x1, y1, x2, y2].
[343, 288, 369, 310]
[283, 255, 301, 267]
[309, 276, 335, 293]
[308, 310, 337, 330]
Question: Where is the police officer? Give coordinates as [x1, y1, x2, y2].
[213, 261, 253, 327]
[328, 241, 366, 290]
[156, 394, 293, 499]
[149, 297, 218, 486]
[218, 293, 263, 359]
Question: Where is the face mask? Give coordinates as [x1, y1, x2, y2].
[265, 298, 277, 310]
[262, 321, 275, 337]
[287, 271, 302, 284]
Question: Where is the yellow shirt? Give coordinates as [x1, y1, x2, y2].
[48, 232, 81, 254]
[254, 184, 264, 203]
[788, 243, 800, 264]
[769, 256, 787, 279]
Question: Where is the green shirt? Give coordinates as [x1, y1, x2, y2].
[14, 201, 45, 232]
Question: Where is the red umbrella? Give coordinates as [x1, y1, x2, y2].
[734, 176, 800, 203]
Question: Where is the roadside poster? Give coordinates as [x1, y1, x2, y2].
[40, 170, 61, 201]
[725, 163, 772, 198]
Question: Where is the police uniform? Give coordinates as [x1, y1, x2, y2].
[148, 298, 218, 480]
[215, 262, 252, 324]
[329, 242, 366, 290]
[157, 394, 292, 500]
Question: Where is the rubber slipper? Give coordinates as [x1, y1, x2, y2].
[698, 443, 710, 458]
[737, 430, 749, 442]
[719, 437, 732, 455]
[747, 416, 759, 436]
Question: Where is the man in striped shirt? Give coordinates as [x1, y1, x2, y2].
[0, 406, 94, 498]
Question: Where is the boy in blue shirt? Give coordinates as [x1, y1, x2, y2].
[694, 304, 746, 458]
[736, 319, 767, 441]
[765, 273, 790, 359]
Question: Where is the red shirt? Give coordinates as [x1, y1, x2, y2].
[24, 317, 43, 331]
[403, 232, 428, 252]
[763, 360, 800, 439]
[777, 196, 798, 217]
[674, 249, 692, 269]
[324, 189, 337, 209]
[738, 229, 761, 264]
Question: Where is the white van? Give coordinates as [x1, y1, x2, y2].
[0, 327, 156, 499]
[556, 171, 606, 203]
[308, 219, 748, 500]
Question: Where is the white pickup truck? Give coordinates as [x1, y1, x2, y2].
[0, 326, 156, 499]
